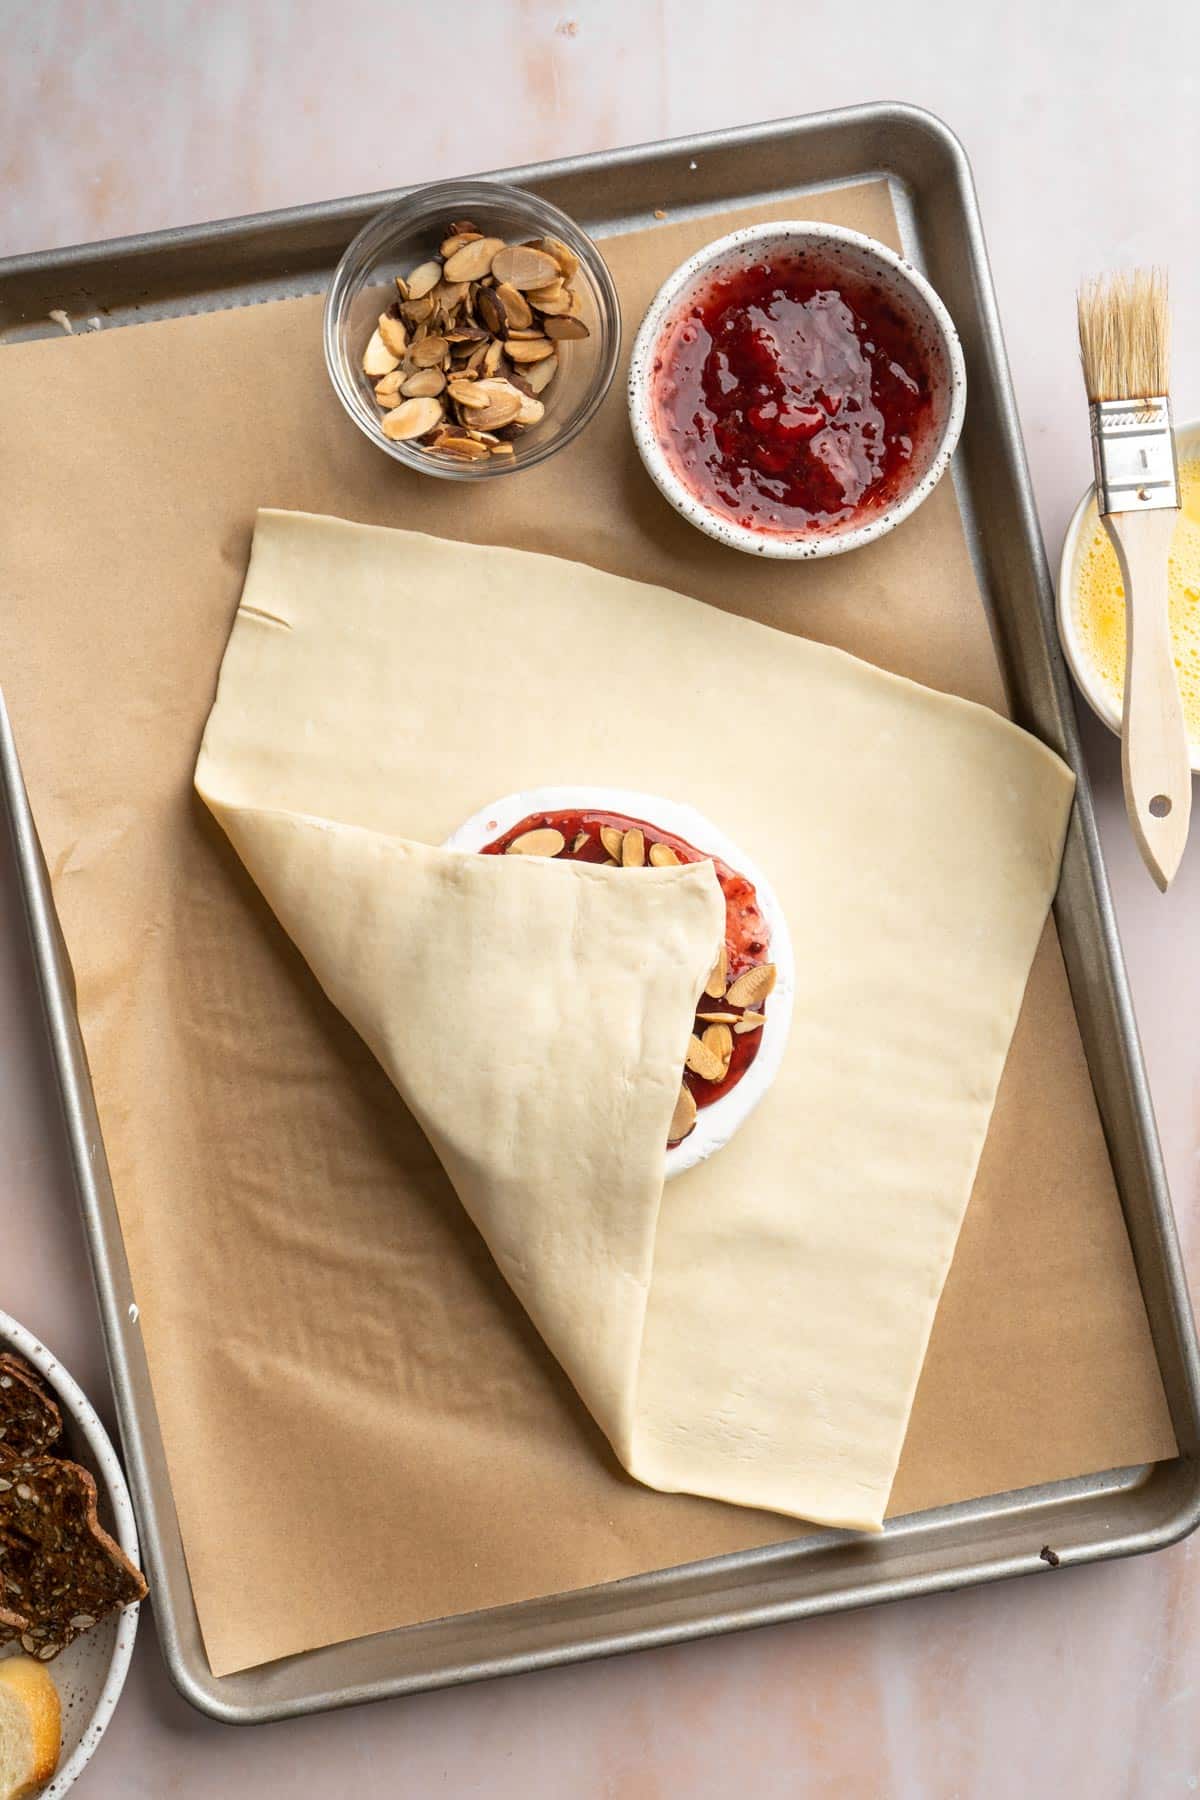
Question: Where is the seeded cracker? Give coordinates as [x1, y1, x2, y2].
[0, 1450, 147, 1658]
[0, 1359, 62, 1459]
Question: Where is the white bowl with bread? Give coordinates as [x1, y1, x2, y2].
[0, 1312, 145, 1799]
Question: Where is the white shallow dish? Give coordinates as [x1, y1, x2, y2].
[0, 1312, 141, 1798]
[444, 786, 795, 1179]
[1057, 414, 1200, 771]
[628, 220, 966, 560]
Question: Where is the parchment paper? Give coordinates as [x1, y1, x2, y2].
[0, 180, 1175, 1676]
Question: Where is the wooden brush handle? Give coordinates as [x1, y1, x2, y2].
[1104, 508, 1192, 891]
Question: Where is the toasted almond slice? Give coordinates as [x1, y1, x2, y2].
[491, 245, 562, 290]
[374, 368, 405, 397]
[464, 339, 491, 374]
[436, 434, 491, 460]
[648, 841, 680, 866]
[362, 327, 400, 377]
[523, 353, 559, 394]
[704, 944, 728, 1000]
[506, 337, 556, 364]
[401, 368, 446, 398]
[443, 235, 506, 282]
[434, 278, 469, 311]
[441, 231, 483, 258]
[450, 218, 479, 235]
[411, 335, 450, 368]
[505, 327, 544, 339]
[669, 1082, 698, 1142]
[475, 287, 508, 336]
[402, 295, 435, 324]
[378, 312, 409, 358]
[406, 259, 443, 300]
[394, 274, 410, 301]
[381, 396, 443, 440]
[495, 281, 534, 328]
[600, 825, 624, 860]
[545, 316, 590, 340]
[506, 827, 565, 857]
[571, 830, 589, 854]
[734, 1011, 767, 1034]
[482, 337, 505, 377]
[464, 378, 523, 431]
[531, 290, 574, 316]
[622, 827, 645, 867]
[527, 278, 566, 306]
[515, 394, 545, 427]
[449, 378, 491, 409]
[725, 963, 777, 1009]
[701, 1022, 733, 1068]
[490, 442, 516, 456]
[697, 1010, 738, 1024]
[466, 428, 499, 444]
[540, 235, 580, 280]
[685, 1033, 725, 1083]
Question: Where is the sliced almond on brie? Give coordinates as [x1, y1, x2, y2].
[506, 827, 565, 857]
[725, 963, 776, 1009]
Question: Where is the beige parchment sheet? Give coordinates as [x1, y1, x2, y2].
[0, 179, 1176, 1676]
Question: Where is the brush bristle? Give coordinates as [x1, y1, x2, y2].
[1077, 268, 1170, 403]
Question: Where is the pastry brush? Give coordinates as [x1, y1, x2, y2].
[1077, 269, 1189, 890]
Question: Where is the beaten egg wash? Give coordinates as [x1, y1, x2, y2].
[1073, 457, 1200, 744]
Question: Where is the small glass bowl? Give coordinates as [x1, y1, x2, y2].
[324, 179, 621, 480]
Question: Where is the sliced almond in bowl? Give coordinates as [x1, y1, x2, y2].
[402, 368, 447, 398]
[443, 235, 507, 282]
[506, 337, 556, 364]
[405, 259, 443, 300]
[490, 245, 562, 290]
[381, 396, 443, 440]
[465, 379, 524, 431]
[522, 355, 560, 395]
[363, 328, 401, 377]
[378, 312, 409, 358]
[545, 316, 590, 341]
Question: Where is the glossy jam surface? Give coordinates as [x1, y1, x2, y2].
[479, 808, 770, 1124]
[652, 253, 936, 537]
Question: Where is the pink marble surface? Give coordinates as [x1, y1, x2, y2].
[4, 1, 1200, 1793]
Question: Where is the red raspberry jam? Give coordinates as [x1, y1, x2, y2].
[651, 252, 935, 537]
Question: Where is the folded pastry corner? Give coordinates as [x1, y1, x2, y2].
[196, 776, 726, 1467]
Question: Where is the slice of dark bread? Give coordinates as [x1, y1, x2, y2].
[0, 1360, 62, 1458]
[0, 1450, 146, 1658]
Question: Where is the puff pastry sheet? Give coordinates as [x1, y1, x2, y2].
[196, 509, 1074, 1530]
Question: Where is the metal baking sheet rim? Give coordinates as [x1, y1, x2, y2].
[2, 104, 1198, 1726]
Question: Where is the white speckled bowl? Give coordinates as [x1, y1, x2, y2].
[0, 1312, 141, 1798]
[628, 221, 966, 559]
[444, 787, 794, 1179]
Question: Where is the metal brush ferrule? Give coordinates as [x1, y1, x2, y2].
[1089, 396, 1180, 515]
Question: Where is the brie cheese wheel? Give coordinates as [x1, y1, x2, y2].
[444, 786, 794, 1178]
